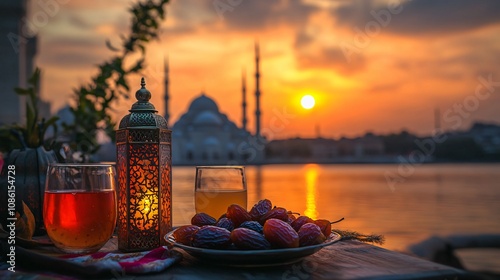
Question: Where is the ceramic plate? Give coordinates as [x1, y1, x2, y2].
[165, 229, 341, 267]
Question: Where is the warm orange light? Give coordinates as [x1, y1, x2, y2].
[301, 95, 315, 110]
[144, 198, 151, 213]
[304, 164, 319, 220]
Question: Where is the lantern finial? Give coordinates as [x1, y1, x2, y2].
[135, 77, 151, 102]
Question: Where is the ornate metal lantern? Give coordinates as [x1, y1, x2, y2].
[116, 77, 172, 252]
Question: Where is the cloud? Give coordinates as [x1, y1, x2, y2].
[66, 14, 94, 30]
[40, 38, 108, 67]
[220, 0, 318, 30]
[163, 0, 319, 38]
[162, 25, 196, 37]
[294, 30, 314, 49]
[369, 83, 401, 94]
[167, 0, 216, 28]
[297, 47, 366, 75]
[333, 0, 500, 35]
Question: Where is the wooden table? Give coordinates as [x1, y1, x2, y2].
[146, 240, 477, 280]
[5, 237, 481, 279]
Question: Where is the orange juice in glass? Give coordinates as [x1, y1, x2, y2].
[44, 164, 117, 254]
[195, 166, 247, 218]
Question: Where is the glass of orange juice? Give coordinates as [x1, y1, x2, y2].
[44, 163, 117, 254]
[195, 166, 247, 218]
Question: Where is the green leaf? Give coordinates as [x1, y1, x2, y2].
[25, 102, 35, 131]
[43, 116, 59, 131]
[129, 59, 145, 72]
[14, 87, 31, 95]
[15, 201, 36, 240]
[105, 39, 121, 52]
[28, 68, 41, 87]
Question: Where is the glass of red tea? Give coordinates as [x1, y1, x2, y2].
[44, 163, 117, 254]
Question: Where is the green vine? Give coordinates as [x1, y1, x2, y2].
[61, 0, 169, 161]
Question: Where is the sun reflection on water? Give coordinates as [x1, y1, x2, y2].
[304, 164, 319, 220]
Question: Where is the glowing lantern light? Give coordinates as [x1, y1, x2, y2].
[116, 77, 172, 252]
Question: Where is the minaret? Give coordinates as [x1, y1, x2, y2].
[254, 41, 261, 137]
[241, 69, 247, 131]
[163, 56, 170, 124]
[434, 107, 441, 133]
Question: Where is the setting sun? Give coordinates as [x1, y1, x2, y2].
[301, 95, 316, 110]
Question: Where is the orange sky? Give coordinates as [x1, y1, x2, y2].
[33, 0, 500, 139]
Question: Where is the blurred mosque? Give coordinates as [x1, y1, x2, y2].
[169, 44, 266, 165]
[170, 94, 252, 164]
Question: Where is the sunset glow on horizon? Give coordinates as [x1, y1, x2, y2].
[31, 0, 500, 139]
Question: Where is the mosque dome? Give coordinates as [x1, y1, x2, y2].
[188, 93, 219, 113]
[193, 110, 223, 126]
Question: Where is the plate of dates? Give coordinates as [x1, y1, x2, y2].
[165, 229, 341, 266]
[164, 200, 343, 266]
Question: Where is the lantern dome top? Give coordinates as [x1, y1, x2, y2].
[118, 77, 168, 129]
[135, 77, 151, 102]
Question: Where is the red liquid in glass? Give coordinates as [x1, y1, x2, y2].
[44, 190, 116, 252]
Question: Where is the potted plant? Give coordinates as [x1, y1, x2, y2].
[0, 68, 59, 237]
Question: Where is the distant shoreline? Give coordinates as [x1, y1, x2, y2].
[172, 159, 500, 167]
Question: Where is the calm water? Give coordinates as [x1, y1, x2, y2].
[172, 163, 500, 269]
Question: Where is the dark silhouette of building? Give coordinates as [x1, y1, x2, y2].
[164, 56, 170, 125]
[254, 42, 262, 138]
[170, 44, 266, 165]
[0, 1, 51, 126]
[241, 69, 247, 132]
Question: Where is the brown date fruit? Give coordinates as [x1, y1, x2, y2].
[231, 228, 271, 250]
[259, 207, 288, 225]
[314, 219, 332, 237]
[173, 225, 199, 245]
[291, 215, 314, 232]
[191, 213, 217, 227]
[191, 225, 231, 249]
[263, 218, 299, 248]
[249, 199, 272, 221]
[226, 204, 252, 227]
[239, 221, 264, 234]
[298, 223, 326, 247]
[287, 213, 297, 224]
[215, 217, 234, 231]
